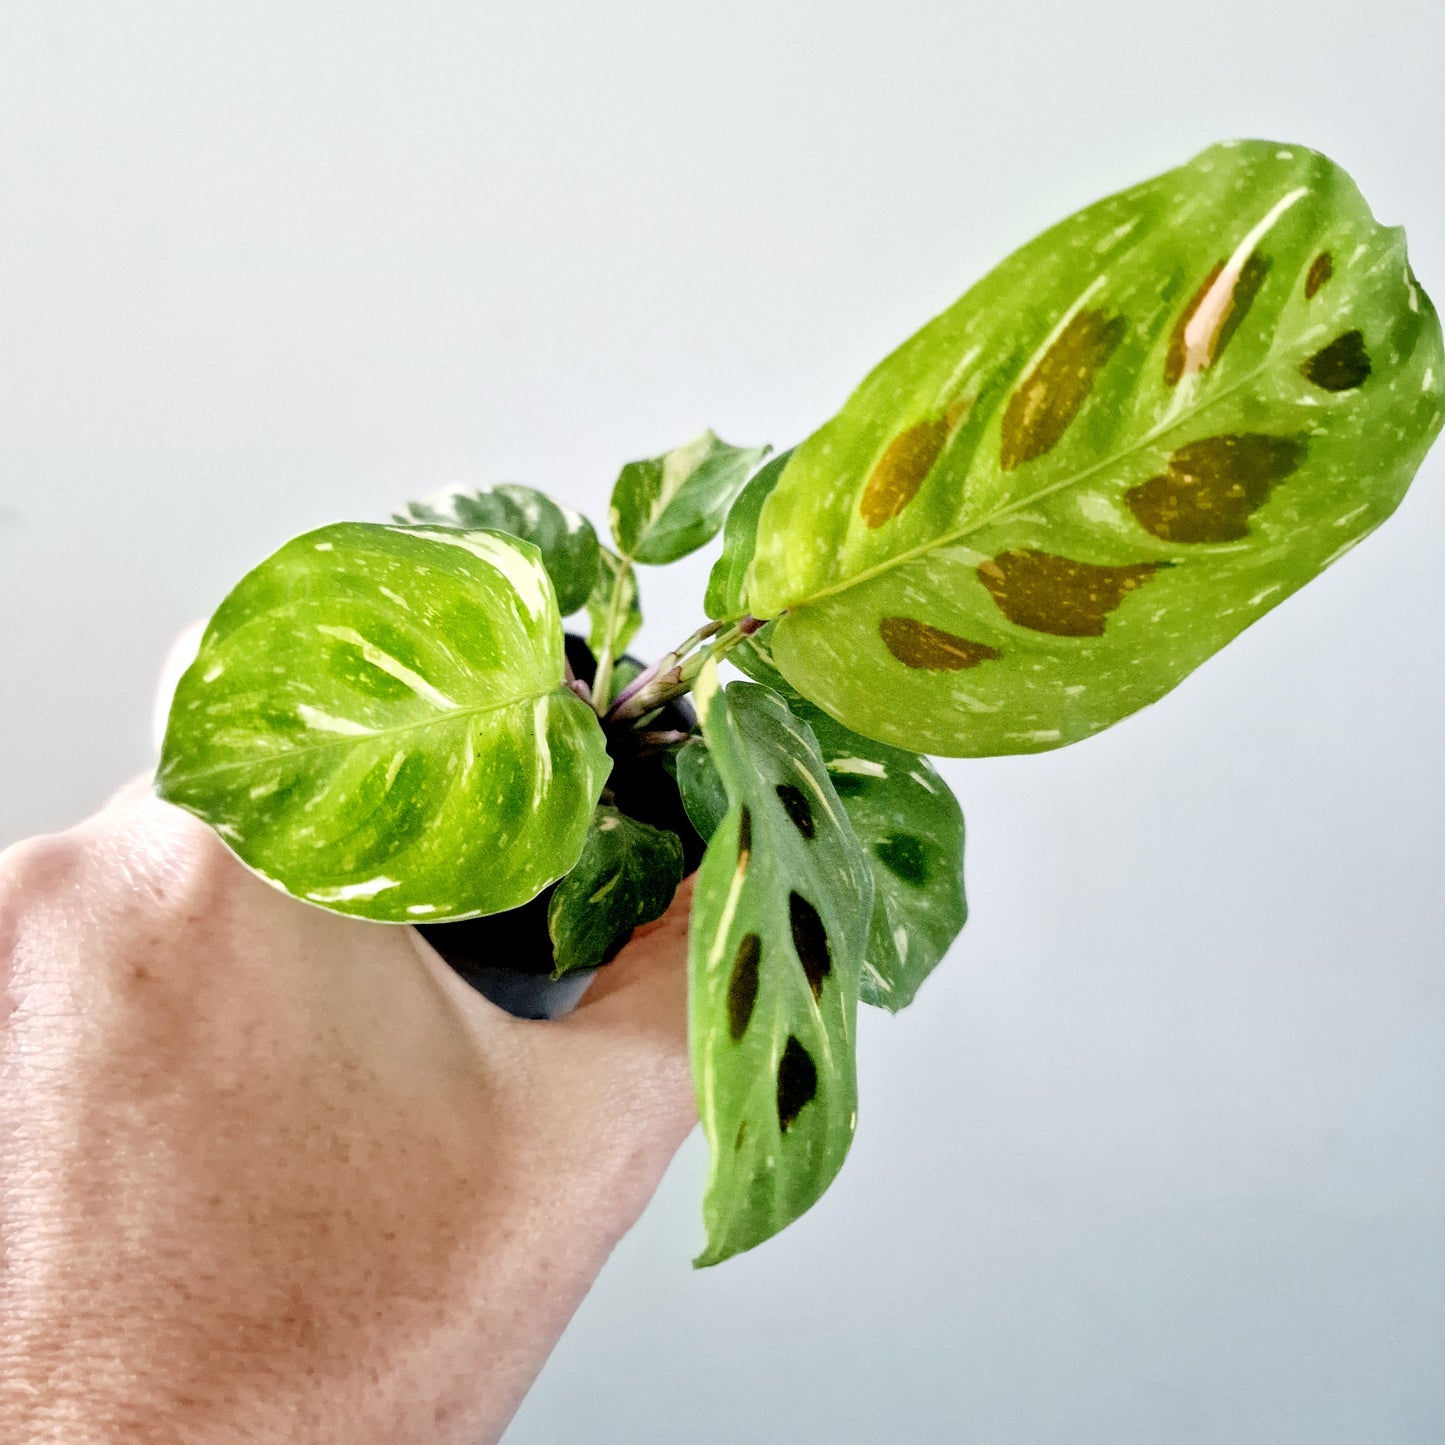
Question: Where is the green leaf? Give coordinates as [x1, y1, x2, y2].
[688, 661, 874, 1266]
[746, 140, 1445, 756]
[395, 483, 600, 614]
[610, 431, 771, 565]
[157, 523, 609, 922]
[547, 806, 684, 976]
[714, 643, 967, 1009]
[704, 448, 793, 619]
[585, 546, 642, 663]
[795, 704, 965, 1011]
[674, 736, 729, 842]
[728, 620, 804, 703]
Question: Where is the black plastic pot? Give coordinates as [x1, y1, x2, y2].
[417, 634, 701, 1019]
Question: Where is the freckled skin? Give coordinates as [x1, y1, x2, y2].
[0, 788, 696, 1444]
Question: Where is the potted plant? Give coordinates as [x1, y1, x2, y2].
[156, 138, 1442, 1266]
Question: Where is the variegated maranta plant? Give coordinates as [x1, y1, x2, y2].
[159, 141, 1443, 1265]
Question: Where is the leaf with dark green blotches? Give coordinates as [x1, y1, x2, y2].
[746, 140, 1444, 757]
[687, 661, 873, 1266]
[610, 431, 771, 565]
[586, 546, 642, 662]
[547, 806, 684, 976]
[395, 483, 600, 614]
[704, 448, 793, 620]
[675, 737, 729, 842]
[792, 703, 965, 1011]
[720, 639, 965, 1008]
[158, 524, 609, 922]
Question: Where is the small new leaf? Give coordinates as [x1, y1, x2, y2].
[396, 483, 600, 614]
[157, 524, 609, 922]
[674, 737, 729, 842]
[548, 807, 685, 976]
[610, 431, 770, 565]
[688, 661, 873, 1266]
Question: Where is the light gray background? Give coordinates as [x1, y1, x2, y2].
[2, 3, 1442, 1441]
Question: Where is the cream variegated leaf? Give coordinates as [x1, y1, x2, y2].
[747, 140, 1445, 756]
[157, 523, 609, 922]
[610, 431, 770, 566]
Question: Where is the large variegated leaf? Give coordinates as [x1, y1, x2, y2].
[610, 431, 770, 565]
[547, 806, 684, 976]
[157, 523, 609, 921]
[395, 483, 600, 614]
[747, 140, 1445, 756]
[704, 448, 792, 620]
[688, 662, 873, 1266]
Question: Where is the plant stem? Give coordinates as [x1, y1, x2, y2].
[607, 615, 761, 724]
[590, 556, 634, 714]
[606, 619, 725, 718]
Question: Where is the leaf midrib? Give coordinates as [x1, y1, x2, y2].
[770, 334, 1295, 615]
[162, 682, 567, 788]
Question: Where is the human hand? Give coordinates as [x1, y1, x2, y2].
[0, 768, 695, 1443]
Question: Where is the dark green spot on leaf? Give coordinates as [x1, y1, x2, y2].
[859, 415, 950, 528]
[879, 616, 1001, 671]
[1302, 330, 1371, 391]
[1126, 433, 1304, 543]
[1305, 251, 1333, 299]
[1000, 308, 1126, 471]
[776, 1035, 818, 1132]
[727, 933, 762, 1041]
[788, 891, 831, 1001]
[874, 832, 930, 887]
[775, 783, 815, 839]
[977, 548, 1161, 637]
[737, 806, 752, 867]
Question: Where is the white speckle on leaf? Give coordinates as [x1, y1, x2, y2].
[296, 704, 374, 736]
[407, 904, 439, 915]
[308, 876, 401, 902]
[408, 528, 552, 619]
[314, 541, 334, 552]
[827, 756, 887, 779]
[315, 625, 457, 711]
